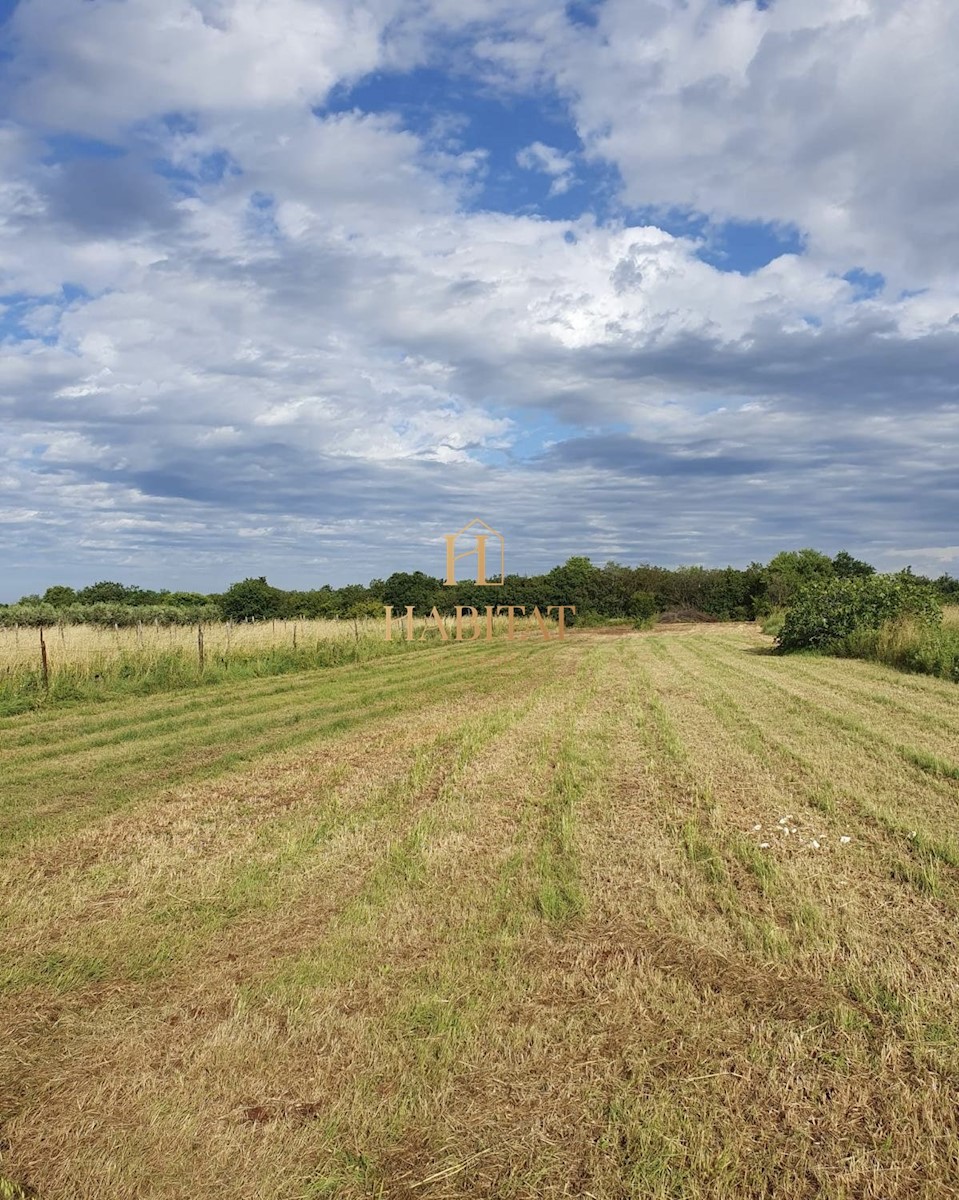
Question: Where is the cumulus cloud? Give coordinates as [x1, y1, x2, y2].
[0, 0, 958, 596]
[473, 0, 959, 289]
[516, 141, 575, 195]
[3, 0, 390, 133]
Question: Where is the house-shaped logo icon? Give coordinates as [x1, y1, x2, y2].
[444, 519, 505, 586]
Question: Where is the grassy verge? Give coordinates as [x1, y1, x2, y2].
[832, 611, 959, 682]
[0, 632, 434, 716]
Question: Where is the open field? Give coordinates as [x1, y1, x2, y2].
[3, 624, 959, 1198]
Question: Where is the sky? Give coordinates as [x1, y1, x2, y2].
[1, 0, 958, 599]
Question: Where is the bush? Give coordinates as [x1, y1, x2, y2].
[571, 611, 605, 628]
[777, 574, 942, 654]
[629, 591, 659, 622]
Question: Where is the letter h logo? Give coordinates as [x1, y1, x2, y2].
[444, 519, 505, 586]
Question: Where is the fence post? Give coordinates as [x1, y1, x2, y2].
[39, 625, 49, 691]
[197, 623, 205, 671]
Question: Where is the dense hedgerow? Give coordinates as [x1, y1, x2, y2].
[0, 602, 222, 628]
[777, 574, 942, 653]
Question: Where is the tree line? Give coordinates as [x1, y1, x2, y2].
[3, 549, 958, 628]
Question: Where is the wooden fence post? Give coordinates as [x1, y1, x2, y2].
[39, 625, 49, 691]
[197, 623, 205, 671]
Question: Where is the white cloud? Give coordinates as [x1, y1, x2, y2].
[516, 141, 576, 195]
[0, 0, 958, 595]
[4, 0, 391, 134]
[476, 0, 959, 289]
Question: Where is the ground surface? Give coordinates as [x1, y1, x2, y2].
[2, 624, 959, 1199]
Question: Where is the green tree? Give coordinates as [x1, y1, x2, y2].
[42, 585, 78, 607]
[382, 571, 444, 613]
[76, 581, 163, 605]
[934, 573, 959, 603]
[164, 591, 208, 607]
[544, 556, 598, 614]
[833, 550, 875, 579]
[765, 549, 834, 608]
[221, 577, 286, 621]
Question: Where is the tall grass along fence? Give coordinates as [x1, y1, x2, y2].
[0, 612, 557, 715]
[0, 618, 408, 715]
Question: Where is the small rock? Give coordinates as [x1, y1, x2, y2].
[752, 823, 762, 831]
[759, 842, 771, 849]
[839, 835, 851, 845]
[809, 840, 820, 849]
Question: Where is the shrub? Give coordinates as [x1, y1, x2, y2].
[629, 591, 659, 622]
[777, 574, 942, 654]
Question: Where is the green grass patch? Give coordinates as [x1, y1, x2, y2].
[680, 820, 728, 886]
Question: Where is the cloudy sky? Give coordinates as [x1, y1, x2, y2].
[1, 0, 958, 598]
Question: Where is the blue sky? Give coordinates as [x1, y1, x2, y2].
[1, 0, 958, 599]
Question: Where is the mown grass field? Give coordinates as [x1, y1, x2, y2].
[3, 624, 959, 1198]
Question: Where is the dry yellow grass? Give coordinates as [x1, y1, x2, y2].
[0, 613, 552, 715]
[2, 625, 959, 1198]
[0, 617, 368, 675]
[0, 613, 569, 680]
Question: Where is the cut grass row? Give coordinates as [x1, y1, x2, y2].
[0, 641, 556, 852]
[0, 634, 460, 744]
[654, 634, 959, 898]
[0, 638, 523, 767]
